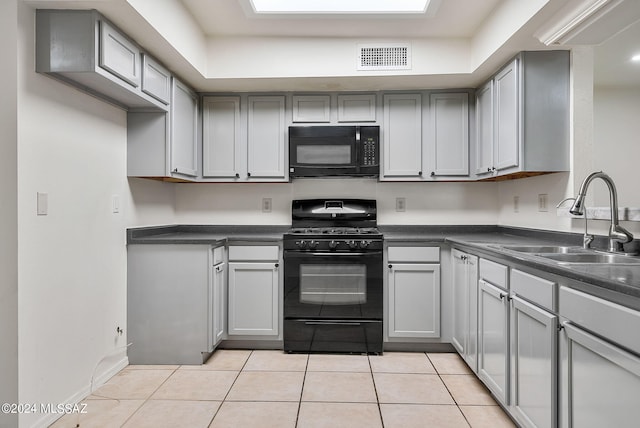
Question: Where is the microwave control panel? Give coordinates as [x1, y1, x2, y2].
[359, 126, 379, 167]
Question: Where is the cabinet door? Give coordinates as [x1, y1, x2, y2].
[478, 279, 509, 404]
[99, 20, 141, 87]
[202, 96, 241, 178]
[211, 262, 227, 348]
[451, 250, 469, 354]
[292, 95, 330, 122]
[475, 80, 494, 176]
[511, 296, 557, 428]
[466, 255, 479, 371]
[170, 79, 198, 177]
[428, 92, 469, 177]
[141, 54, 171, 104]
[387, 263, 440, 338]
[560, 322, 640, 428]
[228, 262, 279, 336]
[337, 94, 376, 122]
[247, 96, 286, 179]
[382, 94, 423, 178]
[494, 59, 519, 171]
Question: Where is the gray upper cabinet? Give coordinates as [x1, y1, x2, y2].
[475, 51, 570, 180]
[202, 96, 242, 179]
[382, 93, 423, 179]
[36, 9, 166, 111]
[201, 94, 287, 182]
[127, 78, 199, 181]
[141, 54, 171, 105]
[247, 96, 287, 180]
[170, 79, 199, 177]
[427, 92, 469, 178]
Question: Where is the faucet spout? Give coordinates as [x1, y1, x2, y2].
[570, 171, 633, 252]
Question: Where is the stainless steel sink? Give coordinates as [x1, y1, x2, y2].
[501, 245, 584, 254]
[539, 253, 640, 264]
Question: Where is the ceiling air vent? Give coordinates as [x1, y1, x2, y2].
[357, 44, 411, 71]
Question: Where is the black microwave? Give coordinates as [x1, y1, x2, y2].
[289, 126, 379, 178]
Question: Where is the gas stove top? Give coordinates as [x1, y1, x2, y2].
[288, 227, 380, 236]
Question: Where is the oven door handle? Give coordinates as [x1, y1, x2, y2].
[304, 321, 363, 326]
[285, 251, 382, 258]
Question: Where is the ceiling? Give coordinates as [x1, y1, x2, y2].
[180, 0, 503, 39]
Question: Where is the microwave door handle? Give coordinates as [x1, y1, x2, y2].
[355, 126, 361, 173]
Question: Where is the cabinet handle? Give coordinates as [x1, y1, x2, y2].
[235, 173, 240, 178]
[499, 292, 507, 300]
[430, 171, 435, 177]
[388, 264, 393, 269]
[461, 255, 467, 261]
[418, 171, 423, 177]
[173, 168, 178, 173]
[487, 167, 492, 173]
[247, 172, 251, 177]
[274, 263, 279, 269]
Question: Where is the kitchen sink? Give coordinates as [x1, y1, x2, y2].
[500, 245, 585, 254]
[538, 253, 640, 264]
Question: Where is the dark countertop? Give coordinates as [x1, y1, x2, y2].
[128, 224, 640, 305]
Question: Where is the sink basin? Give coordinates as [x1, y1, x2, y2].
[539, 253, 640, 264]
[500, 245, 585, 254]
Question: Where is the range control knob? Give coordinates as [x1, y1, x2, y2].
[296, 240, 308, 249]
[347, 240, 358, 249]
[359, 240, 371, 249]
[329, 240, 339, 250]
[308, 240, 319, 250]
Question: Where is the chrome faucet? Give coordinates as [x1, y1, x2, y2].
[569, 171, 633, 253]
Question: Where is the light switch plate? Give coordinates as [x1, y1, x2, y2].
[396, 197, 406, 212]
[37, 192, 48, 216]
[112, 194, 120, 214]
[262, 198, 272, 213]
[538, 194, 549, 212]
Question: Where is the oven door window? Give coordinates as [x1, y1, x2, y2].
[296, 145, 352, 165]
[299, 264, 366, 305]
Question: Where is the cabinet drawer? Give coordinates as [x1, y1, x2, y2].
[388, 246, 440, 263]
[228, 245, 279, 261]
[560, 286, 640, 355]
[212, 246, 225, 265]
[479, 258, 508, 289]
[511, 269, 555, 311]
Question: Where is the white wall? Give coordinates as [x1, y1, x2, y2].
[14, 4, 177, 426]
[0, 1, 19, 427]
[174, 180, 500, 225]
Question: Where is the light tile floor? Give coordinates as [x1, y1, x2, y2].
[50, 350, 517, 428]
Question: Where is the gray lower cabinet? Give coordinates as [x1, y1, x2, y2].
[386, 246, 440, 339]
[559, 286, 640, 428]
[477, 259, 510, 405]
[510, 295, 557, 428]
[451, 249, 479, 371]
[227, 245, 280, 337]
[127, 244, 220, 365]
[510, 269, 558, 428]
[127, 78, 199, 181]
[210, 249, 227, 349]
[36, 9, 166, 111]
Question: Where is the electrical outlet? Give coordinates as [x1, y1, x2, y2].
[513, 196, 520, 213]
[262, 198, 272, 213]
[396, 197, 406, 212]
[538, 194, 548, 212]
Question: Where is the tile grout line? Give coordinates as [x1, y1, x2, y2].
[206, 349, 254, 427]
[425, 353, 473, 428]
[368, 354, 386, 428]
[294, 353, 310, 428]
[117, 365, 181, 428]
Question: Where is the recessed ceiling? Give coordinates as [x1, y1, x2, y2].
[248, 0, 435, 14]
[180, 0, 502, 38]
[594, 18, 640, 88]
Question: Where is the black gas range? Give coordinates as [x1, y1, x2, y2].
[283, 199, 383, 354]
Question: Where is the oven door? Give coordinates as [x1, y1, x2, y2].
[283, 250, 383, 320]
